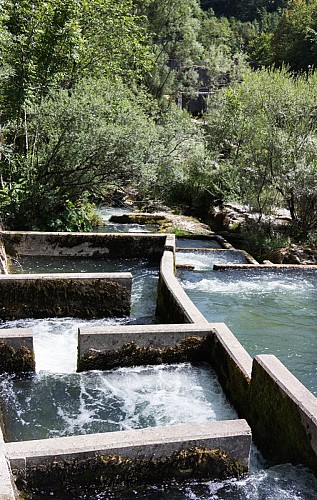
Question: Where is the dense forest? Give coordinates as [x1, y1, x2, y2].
[0, 0, 317, 252]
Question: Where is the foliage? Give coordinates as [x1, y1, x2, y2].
[0, 78, 155, 229]
[206, 67, 317, 236]
[241, 219, 290, 261]
[0, 0, 316, 238]
[0, 75, 215, 229]
[201, 0, 289, 21]
[272, 0, 317, 72]
[0, 0, 153, 122]
[137, 0, 205, 98]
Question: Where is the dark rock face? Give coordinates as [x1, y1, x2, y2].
[267, 245, 317, 265]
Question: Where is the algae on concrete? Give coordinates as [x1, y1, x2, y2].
[15, 447, 247, 498]
[78, 336, 213, 371]
[0, 342, 35, 374]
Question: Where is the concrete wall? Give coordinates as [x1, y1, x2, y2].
[78, 323, 215, 357]
[207, 323, 252, 418]
[2, 231, 166, 260]
[6, 420, 251, 469]
[156, 248, 208, 324]
[0, 237, 8, 275]
[249, 355, 317, 473]
[6, 420, 251, 496]
[0, 328, 33, 352]
[0, 427, 16, 500]
[0, 328, 35, 375]
[0, 273, 132, 320]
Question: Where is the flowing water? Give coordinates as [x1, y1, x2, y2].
[176, 250, 248, 270]
[1, 255, 237, 444]
[95, 207, 159, 233]
[176, 238, 223, 249]
[0, 363, 236, 442]
[178, 266, 317, 395]
[171, 249, 317, 500]
[1, 230, 317, 498]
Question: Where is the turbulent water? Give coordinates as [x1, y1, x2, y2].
[95, 207, 158, 233]
[0, 362, 236, 442]
[178, 266, 317, 395]
[2, 234, 317, 498]
[176, 238, 223, 249]
[176, 250, 247, 270]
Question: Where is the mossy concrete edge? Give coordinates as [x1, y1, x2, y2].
[0, 273, 132, 320]
[249, 355, 317, 472]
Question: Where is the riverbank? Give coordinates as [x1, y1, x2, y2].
[106, 206, 317, 265]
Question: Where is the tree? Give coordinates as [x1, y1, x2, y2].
[201, 0, 288, 21]
[0, 0, 152, 122]
[0, 0, 154, 229]
[136, 0, 205, 98]
[0, 75, 212, 229]
[272, 0, 317, 72]
[206, 67, 317, 235]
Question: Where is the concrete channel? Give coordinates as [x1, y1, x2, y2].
[0, 229, 316, 497]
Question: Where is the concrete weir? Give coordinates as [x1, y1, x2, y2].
[5, 421, 251, 496]
[6, 420, 251, 471]
[0, 328, 35, 375]
[0, 273, 132, 320]
[0, 229, 317, 496]
[1, 231, 167, 260]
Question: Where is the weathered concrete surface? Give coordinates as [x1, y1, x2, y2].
[78, 323, 216, 357]
[214, 263, 317, 270]
[2, 231, 166, 260]
[156, 249, 208, 324]
[6, 420, 252, 470]
[0, 273, 132, 320]
[77, 324, 215, 370]
[0, 328, 35, 374]
[0, 328, 33, 351]
[0, 427, 16, 500]
[0, 237, 8, 275]
[208, 323, 252, 418]
[249, 355, 317, 472]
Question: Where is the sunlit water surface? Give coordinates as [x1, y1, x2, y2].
[176, 250, 247, 270]
[95, 207, 158, 233]
[1, 240, 317, 498]
[178, 265, 317, 395]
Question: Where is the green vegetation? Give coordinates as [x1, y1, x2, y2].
[0, 0, 316, 246]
